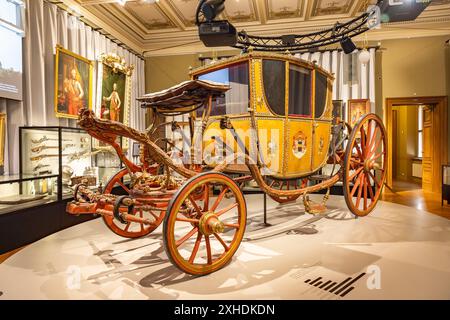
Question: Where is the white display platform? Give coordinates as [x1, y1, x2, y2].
[0, 194, 449, 300]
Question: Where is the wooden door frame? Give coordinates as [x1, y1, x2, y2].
[385, 96, 448, 193]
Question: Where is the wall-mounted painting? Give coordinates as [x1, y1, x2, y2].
[96, 53, 133, 150]
[332, 100, 345, 124]
[348, 99, 370, 128]
[96, 53, 133, 124]
[54, 45, 93, 119]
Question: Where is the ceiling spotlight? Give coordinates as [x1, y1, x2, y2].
[340, 36, 357, 54]
[201, 0, 226, 22]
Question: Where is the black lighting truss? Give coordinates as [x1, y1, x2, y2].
[196, 0, 380, 53]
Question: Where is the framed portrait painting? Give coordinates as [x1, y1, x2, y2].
[348, 99, 370, 128]
[54, 45, 93, 119]
[95, 53, 133, 150]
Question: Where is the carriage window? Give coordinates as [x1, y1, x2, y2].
[288, 64, 311, 117]
[198, 62, 249, 116]
[263, 59, 286, 116]
[315, 71, 328, 118]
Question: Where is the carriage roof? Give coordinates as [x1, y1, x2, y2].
[139, 52, 335, 116]
[189, 51, 335, 81]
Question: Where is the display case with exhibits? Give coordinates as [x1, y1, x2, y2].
[19, 126, 123, 200]
[0, 174, 59, 215]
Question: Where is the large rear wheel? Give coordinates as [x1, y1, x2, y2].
[343, 114, 387, 217]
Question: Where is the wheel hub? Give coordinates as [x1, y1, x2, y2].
[199, 212, 224, 235]
[363, 159, 380, 172]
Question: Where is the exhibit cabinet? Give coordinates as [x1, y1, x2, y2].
[0, 126, 124, 215]
[20, 126, 124, 195]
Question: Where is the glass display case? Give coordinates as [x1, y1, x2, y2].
[0, 174, 59, 215]
[19, 126, 123, 200]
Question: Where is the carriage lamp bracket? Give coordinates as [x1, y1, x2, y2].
[114, 196, 134, 224]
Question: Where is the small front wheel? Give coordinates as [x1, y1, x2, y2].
[163, 172, 247, 275]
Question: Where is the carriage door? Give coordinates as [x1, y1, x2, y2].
[285, 63, 313, 177]
[312, 71, 331, 170]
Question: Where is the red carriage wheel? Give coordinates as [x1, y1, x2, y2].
[266, 178, 308, 203]
[163, 172, 247, 275]
[343, 114, 387, 217]
[102, 168, 165, 238]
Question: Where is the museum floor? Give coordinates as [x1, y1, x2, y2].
[0, 194, 449, 300]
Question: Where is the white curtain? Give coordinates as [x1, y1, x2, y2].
[1, 0, 145, 174]
[296, 49, 377, 113]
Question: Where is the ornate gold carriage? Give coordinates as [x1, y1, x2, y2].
[67, 52, 387, 275]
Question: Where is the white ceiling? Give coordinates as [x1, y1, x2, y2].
[59, 0, 450, 56]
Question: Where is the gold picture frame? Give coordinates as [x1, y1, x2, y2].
[348, 99, 370, 129]
[96, 53, 134, 150]
[0, 113, 5, 167]
[54, 45, 93, 119]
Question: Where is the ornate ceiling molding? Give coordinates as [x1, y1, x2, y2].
[65, 0, 450, 55]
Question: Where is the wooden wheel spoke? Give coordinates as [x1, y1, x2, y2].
[371, 151, 385, 161]
[176, 227, 198, 247]
[203, 184, 209, 211]
[372, 136, 383, 156]
[205, 235, 212, 265]
[365, 119, 372, 151]
[360, 127, 366, 156]
[116, 180, 130, 194]
[148, 210, 159, 220]
[363, 176, 368, 210]
[350, 173, 362, 197]
[215, 202, 238, 217]
[368, 126, 380, 154]
[211, 186, 229, 212]
[213, 233, 230, 252]
[188, 232, 202, 264]
[366, 174, 375, 201]
[223, 222, 239, 229]
[176, 217, 200, 223]
[188, 195, 203, 216]
[368, 171, 381, 189]
[355, 175, 364, 208]
[124, 222, 131, 232]
[354, 143, 364, 160]
[139, 209, 144, 232]
[349, 167, 364, 181]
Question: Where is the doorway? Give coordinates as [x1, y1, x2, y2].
[391, 105, 422, 192]
[385, 96, 448, 194]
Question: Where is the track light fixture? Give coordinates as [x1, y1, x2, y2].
[201, 0, 226, 22]
[340, 37, 357, 54]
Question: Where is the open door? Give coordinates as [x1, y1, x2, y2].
[421, 105, 433, 192]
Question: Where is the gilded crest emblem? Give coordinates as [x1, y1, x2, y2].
[292, 131, 307, 159]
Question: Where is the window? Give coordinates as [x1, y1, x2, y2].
[314, 71, 328, 118]
[263, 59, 286, 116]
[0, 0, 24, 101]
[198, 62, 249, 116]
[417, 105, 423, 158]
[288, 64, 311, 117]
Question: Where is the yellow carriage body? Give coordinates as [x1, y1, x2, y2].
[190, 52, 334, 179]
